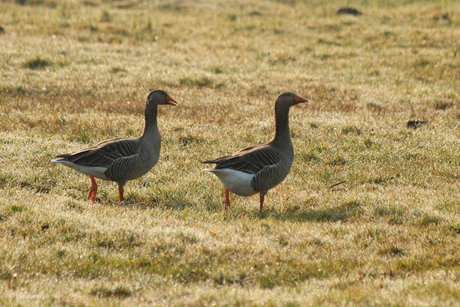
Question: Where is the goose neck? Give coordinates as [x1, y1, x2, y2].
[272, 105, 292, 145]
[142, 104, 158, 136]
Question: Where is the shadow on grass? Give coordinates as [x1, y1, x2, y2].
[122, 192, 366, 222]
[120, 192, 224, 213]
[256, 200, 364, 223]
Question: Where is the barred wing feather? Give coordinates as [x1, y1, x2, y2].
[203, 144, 281, 175]
[55, 137, 139, 168]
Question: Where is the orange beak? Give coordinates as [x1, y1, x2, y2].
[294, 95, 308, 103]
[166, 95, 177, 106]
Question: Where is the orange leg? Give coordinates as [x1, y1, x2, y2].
[259, 194, 265, 212]
[88, 176, 98, 202]
[118, 186, 124, 202]
[223, 188, 230, 212]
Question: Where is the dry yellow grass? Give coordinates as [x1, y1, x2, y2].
[1, 0, 460, 305]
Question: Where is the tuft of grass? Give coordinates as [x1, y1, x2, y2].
[110, 66, 127, 74]
[258, 276, 276, 289]
[179, 76, 217, 88]
[208, 66, 224, 74]
[327, 155, 347, 166]
[90, 285, 133, 298]
[378, 246, 405, 256]
[22, 57, 51, 70]
[100, 9, 111, 22]
[430, 100, 454, 110]
[341, 125, 361, 135]
[176, 134, 205, 146]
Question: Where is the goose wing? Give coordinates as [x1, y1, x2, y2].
[203, 144, 281, 175]
[54, 137, 140, 168]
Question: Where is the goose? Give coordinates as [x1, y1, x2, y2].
[203, 91, 308, 212]
[52, 89, 177, 202]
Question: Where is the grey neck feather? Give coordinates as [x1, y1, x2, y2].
[142, 102, 158, 136]
[139, 101, 161, 163]
[269, 104, 293, 154]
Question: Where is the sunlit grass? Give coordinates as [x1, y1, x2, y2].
[1, 0, 460, 305]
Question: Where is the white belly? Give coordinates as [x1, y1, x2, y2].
[53, 160, 109, 180]
[204, 168, 257, 196]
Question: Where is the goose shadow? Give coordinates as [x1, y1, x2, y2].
[120, 195, 198, 211]
[255, 200, 364, 223]
[119, 191, 226, 212]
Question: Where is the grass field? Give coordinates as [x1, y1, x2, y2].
[1, 0, 460, 305]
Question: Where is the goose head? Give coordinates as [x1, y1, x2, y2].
[275, 91, 308, 108]
[146, 89, 177, 107]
